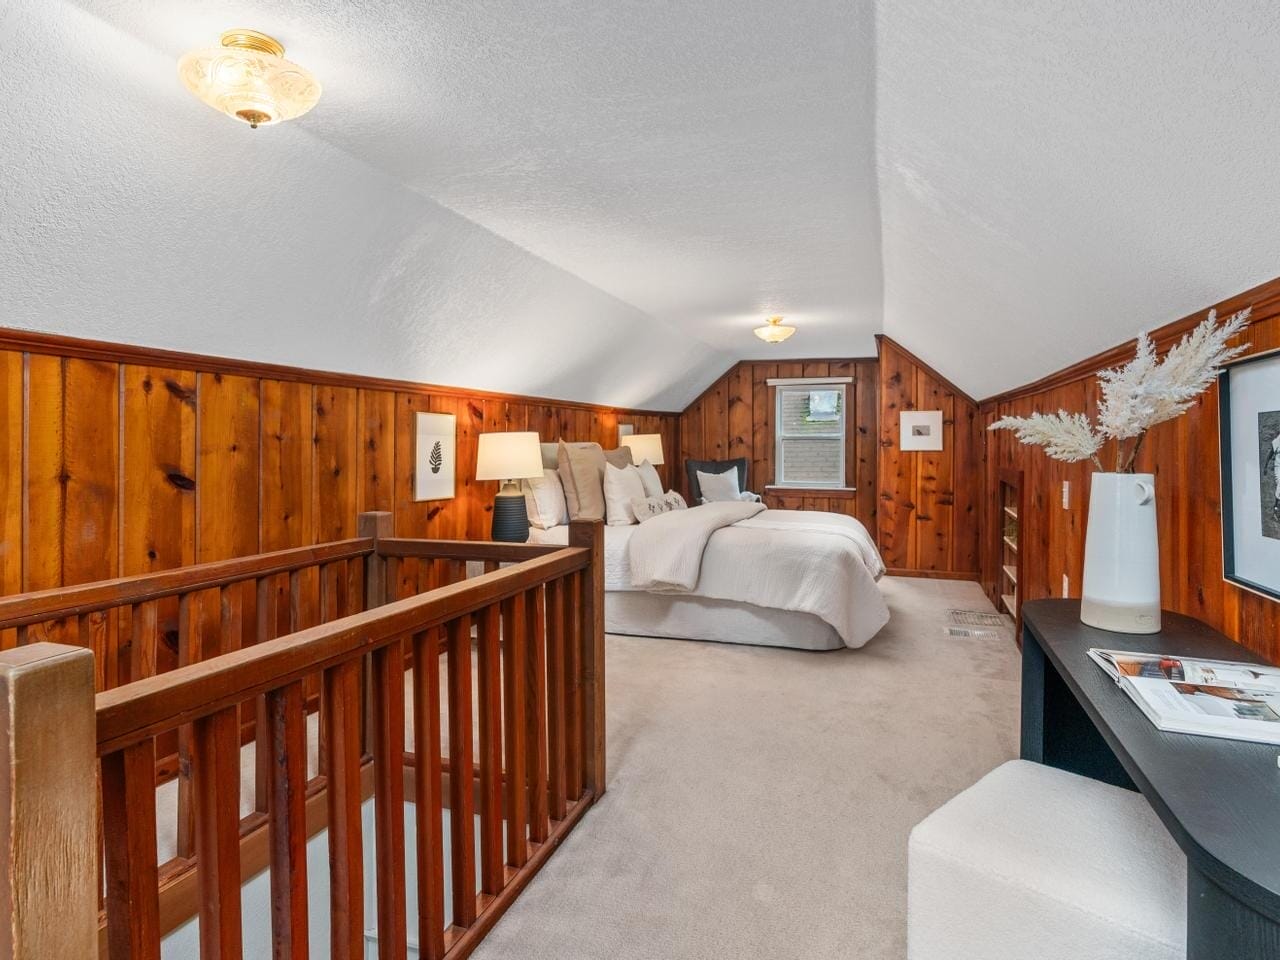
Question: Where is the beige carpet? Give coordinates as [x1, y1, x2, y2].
[472, 577, 1021, 960]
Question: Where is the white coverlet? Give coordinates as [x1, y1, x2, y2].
[628, 501, 765, 591]
[532, 506, 889, 649]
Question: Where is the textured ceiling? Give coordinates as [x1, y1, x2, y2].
[4, 1, 1279, 407]
[877, 0, 1280, 398]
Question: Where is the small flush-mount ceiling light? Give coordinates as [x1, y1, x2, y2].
[753, 315, 797, 344]
[178, 29, 321, 129]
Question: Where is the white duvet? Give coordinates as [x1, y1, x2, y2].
[530, 505, 888, 649]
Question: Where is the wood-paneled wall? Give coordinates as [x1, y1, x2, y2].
[875, 337, 984, 578]
[677, 359, 879, 524]
[0, 329, 678, 602]
[980, 277, 1280, 663]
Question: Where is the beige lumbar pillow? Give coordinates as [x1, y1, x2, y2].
[558, 441, 607, 521]
[632, 491, 688, 523]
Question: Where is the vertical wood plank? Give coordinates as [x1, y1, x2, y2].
[260, 379, 315, 553]
[357, 389, 396, 516]
[314, 385, 359, 542]
[446, 614, 477, 927]
[0, 353, 20, 649]
[411, 630, 446, 960]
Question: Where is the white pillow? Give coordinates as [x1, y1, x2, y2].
[697, 467, 741, 503]
[636, 460, 664, 498]
[522, 469, 568, 530]
[603, 463, 647, 525]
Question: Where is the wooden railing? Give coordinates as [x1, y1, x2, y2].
[0, 513, 605, 960]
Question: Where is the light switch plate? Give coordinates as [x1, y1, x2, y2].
[1062, 574, 1070, 597]
[1062, 480, 1070, 509]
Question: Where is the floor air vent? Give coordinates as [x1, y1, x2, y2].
[944, 608, 1010, 638]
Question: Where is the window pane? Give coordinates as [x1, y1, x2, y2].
[779, 438, 843, 485]
[779, 388, 842, 436]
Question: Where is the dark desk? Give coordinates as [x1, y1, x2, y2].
[1020, 600, 1280, 959]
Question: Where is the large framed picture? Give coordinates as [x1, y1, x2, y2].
[414, 412, 456, 501]
[1219, 348, 1280, 601]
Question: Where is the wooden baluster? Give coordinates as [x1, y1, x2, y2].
[345, 557, 364, 617]
[483, 560, 499, 575]
[545, 579, 567, 822]
[446, 614, 477, 927]
[524, 586, 550, 844]
[385, 556, 400, 605]
[220, 584, 244, 655]
[192, 705, 244, 959]
[476, 603, 504, 895]
[175, 592, 199, 859]
[501, 591, 529, 867]
[78, 610, 110, 691]
[446, 559, 466, 585]
[564, 571, 583, 802]
[129, 601, 159, 685]
[323, 659, 364, 959]
[372, 640, 408, 959]
[102, 740, 162, 960]
[255, 576, 276, 815]
[411, 629, 446, 960]
[266, 681, 309, 959]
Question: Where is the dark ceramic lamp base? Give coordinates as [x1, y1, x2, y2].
[491, 488, 530, 543]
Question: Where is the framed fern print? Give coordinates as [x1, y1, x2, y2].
[414, 412, 456, 501]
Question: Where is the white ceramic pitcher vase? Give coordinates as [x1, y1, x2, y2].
[1079, 472, 1161, 634]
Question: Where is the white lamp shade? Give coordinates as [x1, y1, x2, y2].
[476, 431, 544, 481]
[620, 433, 665, 466]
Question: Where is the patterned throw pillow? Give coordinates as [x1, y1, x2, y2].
[631, 491, 688, 523]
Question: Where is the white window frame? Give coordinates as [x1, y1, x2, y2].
[773, 381, 847, 489]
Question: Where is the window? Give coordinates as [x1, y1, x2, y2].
[774, 383, 846, 487]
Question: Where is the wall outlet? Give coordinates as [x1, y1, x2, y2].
[1061, 480, 1070, 509]
[1062, 574, 1070, 597]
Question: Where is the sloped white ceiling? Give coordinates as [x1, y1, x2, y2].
[877, 0, 1280, 399]
[3, 1, 1278, 408]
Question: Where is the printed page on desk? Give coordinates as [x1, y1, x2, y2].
[1089, 649, 1280, 746]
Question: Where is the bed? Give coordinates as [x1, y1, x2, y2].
[528, 503, 888, 651]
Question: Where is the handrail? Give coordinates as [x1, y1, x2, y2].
[0, 537, 374, 629]
[376, 537, 566, 562]
[95, 546, 589, 754]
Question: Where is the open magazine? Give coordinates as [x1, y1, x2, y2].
[1089, 649, 1280, 746]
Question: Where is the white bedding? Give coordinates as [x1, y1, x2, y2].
[529, 506, 888, 649]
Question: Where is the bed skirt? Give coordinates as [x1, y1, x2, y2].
[605, 591, 844, 651]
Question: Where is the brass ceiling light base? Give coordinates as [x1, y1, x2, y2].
[219, 29, 285, 58]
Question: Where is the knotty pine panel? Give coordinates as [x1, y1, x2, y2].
[980, 277, 1280, 663]
[874, 337, 982, 577]
[0, 329, 677, 626]
[678, 358, 879, 528]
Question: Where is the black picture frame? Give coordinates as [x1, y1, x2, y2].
[1218, 348, 1280, 602]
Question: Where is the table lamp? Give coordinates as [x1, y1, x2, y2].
[619, 433, 665, 466]
[476, 431, 543, 542]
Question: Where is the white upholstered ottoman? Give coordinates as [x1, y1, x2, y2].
[907, 759, 1186, 960]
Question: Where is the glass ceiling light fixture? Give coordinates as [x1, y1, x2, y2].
[178, 29, 321, 129]
[753, 315, 797, 344]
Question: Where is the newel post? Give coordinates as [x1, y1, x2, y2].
[0, 643, 97, 960]
[569, 519, 606, 798]
[359, 511, 395, 611]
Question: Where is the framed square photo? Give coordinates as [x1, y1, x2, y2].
[900, 410, 944, 452]
[1219, 348, 1280, 601]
